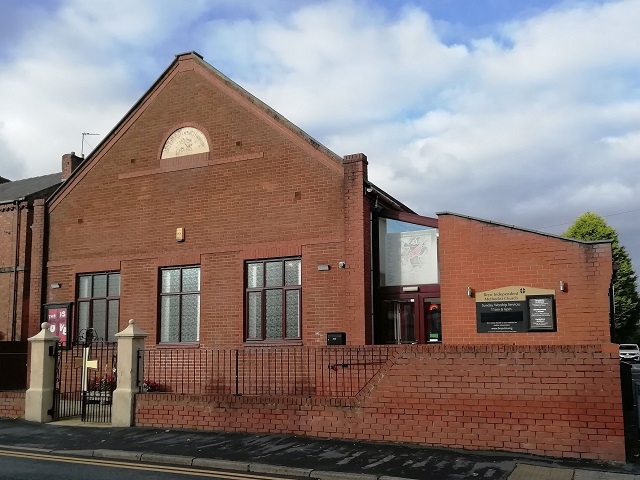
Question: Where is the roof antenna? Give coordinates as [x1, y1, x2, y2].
[81, 132, 100, 157]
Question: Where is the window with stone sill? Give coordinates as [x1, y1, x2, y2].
[159, 266, 200, 343]
[245, 258, 301, 341]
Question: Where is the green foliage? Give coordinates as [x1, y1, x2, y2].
[564, 212, 640, 342]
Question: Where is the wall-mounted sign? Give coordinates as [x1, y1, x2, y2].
[475, 286, 556, 333]
[43, 302, 73, 348]
[527, 295, 556, 331]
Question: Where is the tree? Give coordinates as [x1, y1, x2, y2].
[564, 212, 640, 343]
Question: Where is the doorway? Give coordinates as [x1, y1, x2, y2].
[378, 294, 441, 344]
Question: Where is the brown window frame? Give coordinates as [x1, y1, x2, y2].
[76, 271, 121, 343]
[158, 265, 201, 344]
[245, 258, 302, 342]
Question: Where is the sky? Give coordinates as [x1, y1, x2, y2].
[1, 0, 639, 270]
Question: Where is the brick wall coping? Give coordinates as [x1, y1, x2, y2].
[436, 211, 613, 246]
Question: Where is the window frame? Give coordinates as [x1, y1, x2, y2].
[76, 271, 121, 344]
[158, 265, 201, 344]
[245, 258, 302, 343]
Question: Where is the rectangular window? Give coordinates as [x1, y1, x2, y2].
[245, 258, 301, 341]
[159, 266, 200, 343]
[77, 272, 120, 343]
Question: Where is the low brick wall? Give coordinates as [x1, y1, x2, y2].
[0, 391, 25, 418]
[135, 344, 625, 461]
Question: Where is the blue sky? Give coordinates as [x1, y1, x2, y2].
[1, 0, 639, 269]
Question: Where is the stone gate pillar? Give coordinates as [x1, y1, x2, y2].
[112, 319, 147, 427]
[24, 322, 59, 423]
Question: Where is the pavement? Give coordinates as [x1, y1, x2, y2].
[1, 418, 640, 479]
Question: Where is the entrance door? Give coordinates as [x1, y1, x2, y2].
[377, 295, 441, 344]
[382, 299, 417, 344]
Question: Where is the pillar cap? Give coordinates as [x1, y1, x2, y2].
[28, 322, 60, 342]
[115, 319, 148, 339]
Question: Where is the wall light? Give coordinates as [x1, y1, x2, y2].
[467, 286, 474, 297]
[50, 283, 61, 289]
[559, 281, 566, 292]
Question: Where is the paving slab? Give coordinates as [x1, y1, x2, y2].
[508, 464, 574, 480]
[574, 471, 639, 480]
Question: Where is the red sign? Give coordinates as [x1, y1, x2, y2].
[45, 304, 71, 347]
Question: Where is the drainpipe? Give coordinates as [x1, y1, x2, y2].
[10, 198, 23, 341]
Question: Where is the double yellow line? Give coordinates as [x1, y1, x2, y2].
[0, 449, 290, 479]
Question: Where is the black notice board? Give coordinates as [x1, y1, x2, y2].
[527, 295, 556, 331]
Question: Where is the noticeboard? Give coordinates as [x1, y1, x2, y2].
[476, 301, 527, 333]
[43, 302, 72, 348]
[527, 295, 556, 331]
[475, 286, 557, 334]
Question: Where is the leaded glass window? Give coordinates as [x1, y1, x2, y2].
[245, 258, 301, 341]
[77, 272, 120, 343]
[159, 266, 200, 343]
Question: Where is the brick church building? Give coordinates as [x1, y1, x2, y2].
[0, 52, 624, 461]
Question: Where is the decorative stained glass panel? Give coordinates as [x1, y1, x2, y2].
[284, 260, 301, 286]
[182, 268, 200, 293]
[160, 295, 180, 343]
[92, 299, 106, 341]
[285, 290, 300, 338]
[93, 274, 107, 297]
[79, 277, 91, 299]
[247, 292, 261, 339]
[247, 263, 263, 288]
[162, 269, 180, 293]
[78, 302, 89, 337]
[181, 294, 200, 342]
[265, 262, 283, 287]
[265, 290, 283, 339]
[108, 273, 120, 297]
[108, 300, 119, 342]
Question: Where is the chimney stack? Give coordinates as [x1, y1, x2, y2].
[61, 152, 83, 181]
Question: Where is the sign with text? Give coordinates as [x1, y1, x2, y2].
[527, 295, 556, 331]
[476, 286, 556, 333]
[43, 302, 72, 348]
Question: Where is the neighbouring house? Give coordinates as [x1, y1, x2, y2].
[1, 52, 625, 461]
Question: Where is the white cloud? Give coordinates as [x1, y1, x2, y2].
[1, 0, 640, 266]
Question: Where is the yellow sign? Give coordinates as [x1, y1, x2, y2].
[476, 285, 554, 303]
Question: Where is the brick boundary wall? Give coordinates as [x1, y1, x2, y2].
[135, 344, 625, 461]
[0, 391, 25, 419]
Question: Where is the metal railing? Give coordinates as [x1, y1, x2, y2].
[0, 342, 28, 391]
[137, 346, 393, 398]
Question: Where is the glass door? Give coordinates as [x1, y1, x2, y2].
[382, 299, 416, 344]
[423, 300, 442, 342]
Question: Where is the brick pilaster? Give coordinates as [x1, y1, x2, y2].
[27, 199, 45, 338]
[342, 153, 372, 344]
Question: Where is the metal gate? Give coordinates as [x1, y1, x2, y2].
[52, 338, 117, 423]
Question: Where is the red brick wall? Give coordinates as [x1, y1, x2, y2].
[438, 214, 613, 344]
[0, 391, 25, 418]
[135, 344, 624, 461]
[44, 54, 368, 348]
[0, 201, 34, 341]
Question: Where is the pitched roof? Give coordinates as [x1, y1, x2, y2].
[0, 173, 62, 203]
[48, 52, 347, 208]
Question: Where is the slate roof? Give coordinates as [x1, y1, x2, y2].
[0, 172, 62, 203]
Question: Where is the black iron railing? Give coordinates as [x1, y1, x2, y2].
[137, 346, 392, 398]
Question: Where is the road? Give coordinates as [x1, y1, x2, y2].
[0, 449, 300, 480]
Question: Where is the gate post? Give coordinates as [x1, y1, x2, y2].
[112, 319, 147, 427]
[25, 322, 59, 423]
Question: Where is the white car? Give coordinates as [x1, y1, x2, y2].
[619, 344, 640, 362]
